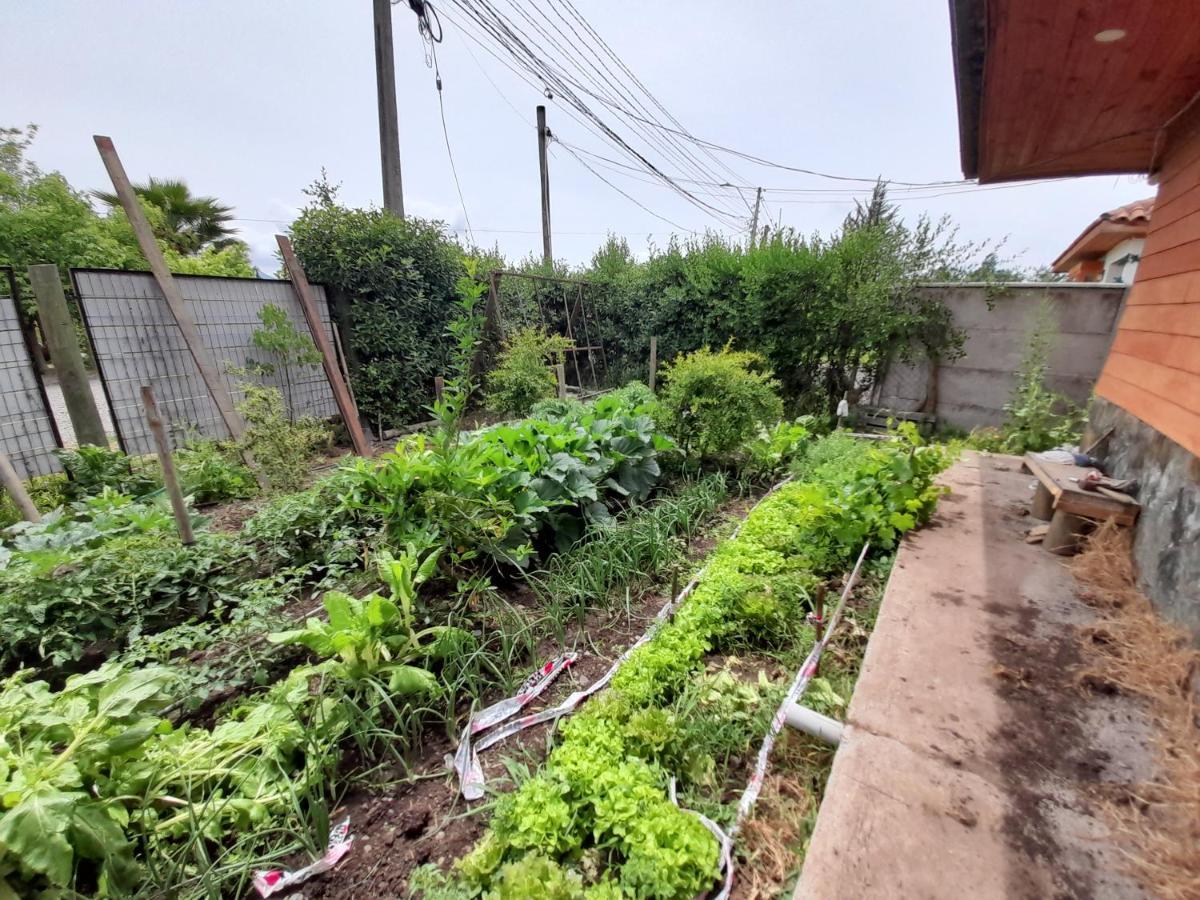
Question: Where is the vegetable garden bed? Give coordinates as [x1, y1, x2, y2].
[0, 367, 951, 898]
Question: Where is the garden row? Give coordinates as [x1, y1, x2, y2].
[0, 346, 827, 897]
[410, 428, 951, 898]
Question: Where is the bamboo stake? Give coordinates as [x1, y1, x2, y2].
[140, 386, 195, 545]
[0, 452, 40, 523]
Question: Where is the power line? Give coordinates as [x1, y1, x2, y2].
[443, 0, 747, 230]
[552, 143, 696, 232]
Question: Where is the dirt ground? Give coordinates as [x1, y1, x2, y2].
[796, 452, 1171, 899]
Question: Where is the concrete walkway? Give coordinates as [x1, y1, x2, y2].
[796, 452, 1156, 899]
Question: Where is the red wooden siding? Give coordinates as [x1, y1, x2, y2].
[1097, 122, 1200, 456]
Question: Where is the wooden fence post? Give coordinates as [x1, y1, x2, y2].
[555, 363, 567, 399]
[140, 386, 195, 545]
[0, 452, 40, 523]
[276, 236, 372, 457]
[648, 336, 658, 393]
[94, 136, 247, 444]
[27, 264, 108, 447]
[434, 376, 445, 406]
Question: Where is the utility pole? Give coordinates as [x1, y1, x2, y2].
[749, 187, 763, 248]
[537, 105, 553, 266]
[374, 0, 405, 217]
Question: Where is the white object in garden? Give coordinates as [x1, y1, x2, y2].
[252, 818, 353, 897]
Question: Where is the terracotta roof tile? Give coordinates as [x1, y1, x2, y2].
[1099, 197, 1154, 226]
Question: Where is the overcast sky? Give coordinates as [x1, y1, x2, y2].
[6, 1, 1152, 274]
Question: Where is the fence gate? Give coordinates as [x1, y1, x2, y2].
[72, 270, 339, 454]
[0, 267, 62, 478]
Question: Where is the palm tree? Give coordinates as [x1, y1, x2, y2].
[94, 177, 236, 255]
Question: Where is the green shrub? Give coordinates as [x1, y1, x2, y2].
[236, 384, 332, 494]
[0, 473, 69, 529]
[487, 326, 573, 417]
[55, 445, 160, 500]
[289, 188, 465, 428]
[658, 346, 783, 459]
[175, 441, 257, 505]
[998, 302, 1084, 453]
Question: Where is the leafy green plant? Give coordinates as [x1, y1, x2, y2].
[530, 396, 587, 420]
[0, 663, 175, 894]
[743, 417, 813, 480]
[175, 441, 257, 505]
[236, 383, 331, 494]
[430, 261, 487, 455]
[247, 303, 323, 421]
[658, 346, 784, 460]
[487, 326, 573, 417]
[999, 302, 1084, 453]
[0, 473, 69, 529]
[269, 544, 465, 694]
[434, 429, 953, 897]
[55, 444, 160, 501]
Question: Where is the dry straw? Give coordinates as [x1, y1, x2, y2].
[1071, 522, 1199, 900]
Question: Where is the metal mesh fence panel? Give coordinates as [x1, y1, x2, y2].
[0, 268, 62, 478]
[73, 270, 338, 455]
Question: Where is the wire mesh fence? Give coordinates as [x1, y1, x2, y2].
[73, 270, 339, 454]
[0, 267, 62, 478]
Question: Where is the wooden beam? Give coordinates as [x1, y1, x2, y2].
[141, 385, 195, 545]
[275, 235, 372, 457]
[92, 135, 245, 441]
[0, 452, 40, 523]
[27, 264, 108, 446]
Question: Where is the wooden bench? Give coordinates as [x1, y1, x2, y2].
[1021, 452, 1140, 553]
[857, 408, 936, 435]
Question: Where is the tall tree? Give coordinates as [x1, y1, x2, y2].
[94, 176, 236, 254]
[842, 179, 899, 232]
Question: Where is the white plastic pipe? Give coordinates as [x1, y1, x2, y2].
[783, 703, 844, 746]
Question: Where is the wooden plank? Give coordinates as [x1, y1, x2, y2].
[93, 136, 246, 441]
[1096, 370, 1200, 456]
[1118, 303, 1200, 338]
[1131, 235, 1200, 282]
[1135, 207, 1200, 259]
[1124, 271, 1196, 306]
[1104, 351, 1200, 409]
[1109, 330, 1200, 377]
[276, 235, 371, 457]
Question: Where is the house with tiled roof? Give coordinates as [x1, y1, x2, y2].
[1052, 198, 1153, 283]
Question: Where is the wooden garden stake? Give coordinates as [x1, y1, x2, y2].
[812, 584, 827, 675]
[0, 452, 40, 523]
[140, 386, 195, 545]
[276, 235, 372, 457]
[555, 363, 567, 399]
[434, 376, 445, 405]
[648, 336, 658, 393]
[94, 136, 246, 443]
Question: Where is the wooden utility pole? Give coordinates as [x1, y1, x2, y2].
[276, 235, 372, 457]
[93, 136, 246, 442]
[141, 386, 194, 545]
[749, 187, 764, 248]
[537, 105, 553, 266]
[0, 452, 40, 523]
[27, 264, 107, 447]
[374, 0, 405, 217]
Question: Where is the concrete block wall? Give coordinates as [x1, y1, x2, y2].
[872, 283, 1126, 431]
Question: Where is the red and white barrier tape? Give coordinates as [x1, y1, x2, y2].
[708, 541, 870, 899]
[253, 818, 353, 897]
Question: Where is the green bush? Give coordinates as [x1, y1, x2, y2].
[236, 384, 332, 494]
[55, 445, 160, 501]
[530, 397, 587, 420]
[487, 326, 573, 417]
[289, 186, 465, 429]
[657, 346, 783, 459]
[0, 473, 69, 529]
[175, 441, 257, 505]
